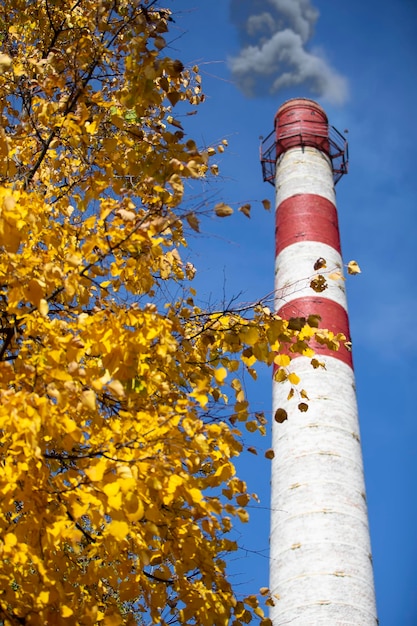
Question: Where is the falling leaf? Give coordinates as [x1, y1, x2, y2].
[313, 257, 327, 270]
[328, 271, 345, 281]
[186, 212, 200, 232]
[214, 202, 233, 217]
[310, 276, 327, 293]
[298, 402, 309, 412]
[311, 358, 326, 369]
[238, 203, 251, 218]
[274, 408, 288, 423]
[265, 449, 275, 459]
[347, 260, 361, 275]
[237, 508, 249, 523]
[255, 411, 267, 425]
[166, 115, 183, 130]
[261, 199, 271, 211]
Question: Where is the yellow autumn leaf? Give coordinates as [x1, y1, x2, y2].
[311, 357, 326, 369]
[347, 260, 361, 274]
[274, 354, 290, 367]
[65, 252, 83, 267]
[107, 379, 125, 398]
[116, 208, 136, 222]
[61, 606, 74, 618]
[4, 533, 17, 547]
[214, 367, 227, 384]
[85, 458, 107, 482]
[103, 481, 120, 498]
[237, 508, 249, 523]
[189, 487, 203, 503]
[238, 203, 251, 218]
[107, 520, 129, 539]
[39, 298, 49, 316]
[328, 270, 345, 281]
[85, 120, 98, 135]
[103, 614, 123, 626]
[38, 591, 50, 605]
[241, 325, 259, 345]
[125, 493, 145, 521]
[186, 212, 200, 232]
[80, 389, 97, 411]
[288, 372, 300, 385]
[0, 53, 12, 73]
[236, 493, 250, 506]
[166, 115, 183, 129]
[166, 473, 183, 495]
[215, 202, 234, 217]
[26, 278, 45, 306]
[274, 368, 287, 383]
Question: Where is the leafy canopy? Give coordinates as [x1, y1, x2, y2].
[0, 1, 343, 624]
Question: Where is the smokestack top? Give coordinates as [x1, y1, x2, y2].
[275, 98, 328, 127]
[260, 98, 348, 185]
[273, 97, 329, 161]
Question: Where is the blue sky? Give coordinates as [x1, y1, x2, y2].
[165, 2, 417, 624]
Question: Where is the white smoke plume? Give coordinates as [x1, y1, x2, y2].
[228, 0, 348, 104]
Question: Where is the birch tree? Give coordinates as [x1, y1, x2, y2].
[0, 2, 341, 624]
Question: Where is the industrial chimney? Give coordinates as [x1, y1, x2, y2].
[260, 99, 377, 624]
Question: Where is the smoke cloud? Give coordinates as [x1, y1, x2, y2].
[228, 0, 348, 104]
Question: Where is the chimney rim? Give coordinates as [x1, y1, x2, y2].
[275, 98, 328, 123]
